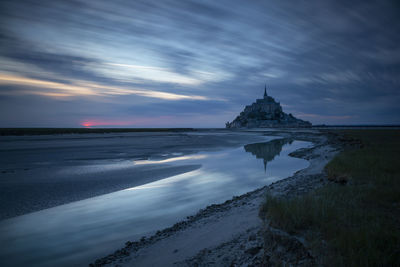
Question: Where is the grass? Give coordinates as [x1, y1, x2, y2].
[0, 128, 195, 136]
[261, 130, 400, 266]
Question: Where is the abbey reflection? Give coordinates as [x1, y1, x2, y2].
[244, 138, 293, 172]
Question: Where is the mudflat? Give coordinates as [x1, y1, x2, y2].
[0, 131, 268, 219]
[92, 129, 340, 266]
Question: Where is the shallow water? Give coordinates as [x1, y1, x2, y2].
[0, 137, 311, 267]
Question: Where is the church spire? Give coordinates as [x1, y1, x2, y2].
[264, 84, 267, 98]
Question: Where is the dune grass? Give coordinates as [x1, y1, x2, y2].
[261, 130, 400, 266]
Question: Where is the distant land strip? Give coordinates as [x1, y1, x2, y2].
[312, 124, 400, 128]
[0, 128, 196, 136]
[1, 126, 400, 136]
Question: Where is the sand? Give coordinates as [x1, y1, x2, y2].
[0, 131, 268, 219]
[93, 130, 343, 266]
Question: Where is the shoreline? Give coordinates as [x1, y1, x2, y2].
[92, 130, 344, 266]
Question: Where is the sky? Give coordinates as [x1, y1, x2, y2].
[0, 0, 399, 127]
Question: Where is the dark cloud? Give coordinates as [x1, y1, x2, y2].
[0, 0, 399, 127]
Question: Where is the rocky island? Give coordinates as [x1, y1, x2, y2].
[226, 86, 311, 128]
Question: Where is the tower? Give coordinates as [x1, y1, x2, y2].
[264, 84, 267, 98]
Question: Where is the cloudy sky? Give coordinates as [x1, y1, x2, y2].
[0, 0, 399, 127]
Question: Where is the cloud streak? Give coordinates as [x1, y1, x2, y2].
[0, 73, 212, 101]
[0, 0, 399, 126]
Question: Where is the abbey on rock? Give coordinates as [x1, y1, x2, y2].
[226, 85, 311, 128]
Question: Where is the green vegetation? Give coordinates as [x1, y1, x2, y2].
[0, 128, 195, 136]
[261, 130, 400, 266]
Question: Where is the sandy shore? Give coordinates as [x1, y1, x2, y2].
[92, 130, 344, 266]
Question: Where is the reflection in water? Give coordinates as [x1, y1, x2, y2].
[244, 138, 293, 172]
[0, 139, 310, 267]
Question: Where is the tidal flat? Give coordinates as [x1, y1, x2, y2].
[0, 129, 312, 266]
[0, 130, 274, 219]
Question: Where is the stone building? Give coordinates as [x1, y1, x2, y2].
[226, 85, 311, 128]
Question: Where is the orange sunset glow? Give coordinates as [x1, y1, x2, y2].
[80, 120, 135, 127]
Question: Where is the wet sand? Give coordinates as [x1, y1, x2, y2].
[0, 129, 335, 267]
[0, 131, 270, 219]
[92, 129, 341, 266]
